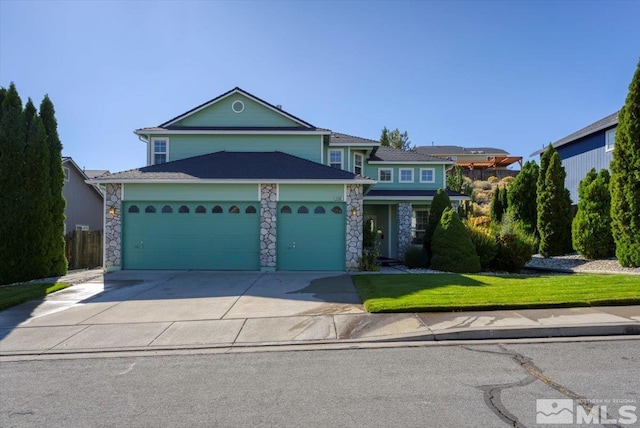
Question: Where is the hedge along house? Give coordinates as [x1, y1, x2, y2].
[89, 88, 468, 272]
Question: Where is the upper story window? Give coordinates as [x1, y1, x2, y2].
[399, 168, 414, 183]
[329, 149, 343, 169]
[64, 167, 70, 181]
[354, 154, 363, 175]
[605, 128, 616, 152]
[378, 168, 393, 182]
[420, 168, 435, 183]
[152, 138, 168, 164]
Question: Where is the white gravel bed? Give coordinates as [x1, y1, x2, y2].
[525, 254, 640, 274]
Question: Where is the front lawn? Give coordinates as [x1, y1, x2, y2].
[352, 274, 640, 313]
[0, 282, 71, 311]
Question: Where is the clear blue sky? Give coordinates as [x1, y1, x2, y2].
[1, 0, 638, 173]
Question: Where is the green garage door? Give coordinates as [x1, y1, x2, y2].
[277, 202, 346, 271]
[123, 202, 260, 270]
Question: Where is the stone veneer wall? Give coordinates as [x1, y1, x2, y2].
[260, 184, 277, 270]
[105, 183, 122, 270]
[345, 184, 364, 270]
[397, 202, 413, 261]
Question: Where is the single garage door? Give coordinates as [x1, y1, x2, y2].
[277, 202, 346, 271]
[123, 202, 260, 270]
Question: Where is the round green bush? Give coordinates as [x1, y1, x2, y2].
[431, 208, 481, 273]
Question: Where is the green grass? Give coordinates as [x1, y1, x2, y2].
[0, 282, 71, 311]
[353, 274, 640, 313]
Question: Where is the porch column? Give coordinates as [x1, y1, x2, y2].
[260, 183, 277, 271]
[345, 184, 364, 270]
[397, 202, 413, 261]
[104, 183, 122, 271]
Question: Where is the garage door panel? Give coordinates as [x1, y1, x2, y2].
[123, 202, 259, 270]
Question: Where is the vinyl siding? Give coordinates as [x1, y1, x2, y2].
[62, 165, 104, 232]
[124, 183, 259, 201]
[279, 184, 345, 202]
[363, 163, 445, 189]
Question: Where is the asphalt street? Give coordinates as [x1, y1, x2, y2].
[1, 339, 638, 427]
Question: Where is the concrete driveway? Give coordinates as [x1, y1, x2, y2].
[0, 271, 429, 353]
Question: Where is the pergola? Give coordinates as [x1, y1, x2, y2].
[455, 156, 523, 171]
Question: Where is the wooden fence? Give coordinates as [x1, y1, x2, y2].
[65, 230, 103, 270]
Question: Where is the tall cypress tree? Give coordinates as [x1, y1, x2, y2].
[537, 148, 573, 256]
[610, 60, 640, 267]
[490, 187, 504, 223]
[507, 160, 539, 236]
[0, 83, 27, 284]
[39, 95, 67, 276]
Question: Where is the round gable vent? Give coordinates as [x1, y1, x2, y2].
[232, 100, 245, 113]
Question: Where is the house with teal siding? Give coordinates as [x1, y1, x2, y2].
[90, 88, 468, 272]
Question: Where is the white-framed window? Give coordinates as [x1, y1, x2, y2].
[420, 168, 435, 183]
[411, 208, 429, 244]
[152, 137, 169, 164]
[329, 149, 343, 169]
[605, 128, 616, 152]
[399, 168, 414, 183]
[75, 224, 89, 231]
[378, 168, 393, 182]
[449, 156, 457, 161]
[64, 167, 70, 181]
[354, 153, 363, 175]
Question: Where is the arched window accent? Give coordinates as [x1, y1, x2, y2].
[245, 205, 257, 214]
[229, 205, 240, 214]
[179, 205, 190, 213]
[145, 205, 156, 213]
[128, 205, 139, 213]
[280, 205, 292, 214]
[212, 205, 223, 214]
[298, 206, 309, 214]
[331, 206, 343, 214]
[195, 205, 206, 214]
[162, 205, 173, 213]
[314, 206, 326, 214]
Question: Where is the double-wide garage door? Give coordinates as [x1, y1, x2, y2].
[123, 202, 260, 270]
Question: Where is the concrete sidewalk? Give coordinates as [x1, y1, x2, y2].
[1, 270, 639, 356]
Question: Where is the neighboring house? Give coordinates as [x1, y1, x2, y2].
[416, 145, 522, 180]
[62, 157, 105, 233]
[89, 87, 468, 272]
[530, 111, 618, 204]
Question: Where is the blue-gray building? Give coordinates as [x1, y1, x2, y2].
[531, 111, 618, 204]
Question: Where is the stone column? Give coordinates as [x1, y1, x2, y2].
[397, 202, 413, 262]
[260, 184, 277, 271]
[345, 184, 364, 270]
[104, 183, 122, 271]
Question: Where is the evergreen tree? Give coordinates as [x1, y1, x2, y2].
[39, 95, 67, 276]
[610, 60, 640, 267]
[507, 160, 539, 236]
[0, 83, 27, 284]
[572, 169, 615, 259]
[500, 186, 508, 213]
[423, 189, 452, 261]
[537, 147, 573, 256]
[447, 165, 465, 192]
[23, 98, 36, 135]
[431, 208, 481, 273]
[490, 187, 504, 223]
[380, 126, 413, 150]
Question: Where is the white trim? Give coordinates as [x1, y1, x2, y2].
[605, 127, 616, 152]
[368, 160, 454, 165]
[354, 153, 363, 175]
[378, 168, 393, 183]
[399, 168, 414, 183]
[258, 185, 261, 201]
[328, 148, 344, 169]
[320, 135, 324, 164]
[419, 168, 436, 183]
[151, 137, 169, 165]
[231, 100, 245, 113]
[89, 178, 377, 185]
[275, 183, 280, 201]
[121, 183, 125, 201]
[161, 88, 314, 128]
[442, 167, 447, 188]
[347, 146, 351, 171]
[75, 224, 89, 232]
[343, 184, 347, 203]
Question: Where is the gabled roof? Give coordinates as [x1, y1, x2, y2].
[62, 157, 105, 197]
[530, 111, 619, 157]
[89, 151, 374, 183]
[369, 146, 453, 163]
[155, 87, 316, 130]
[84, 169, 109, 178]
[416, 145, 509, 156]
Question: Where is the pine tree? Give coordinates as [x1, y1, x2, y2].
[507, 160, 539, 236]
[0, 83, 27, 284]
[610, 60, 640, 267]
[537, 147, 573, 256]
[431, 208, 481, 273]
[572, 169, 615, 259]
[380, 126, 413, 150]
[490, 187, 504, 223]
[39, 95, 67, 276]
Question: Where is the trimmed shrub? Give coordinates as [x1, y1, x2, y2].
[490, 187, 505, 223]
[465, 221, 497, 269]
[507, 160, 539, 237]
[404, 245, 430, 269]
[423, 188, 452, 255]
[491, 213, 536, 272]
[431, 208, 481, 273]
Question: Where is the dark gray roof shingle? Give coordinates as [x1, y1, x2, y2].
[329, 132, 380, 145]
[93, 152, 363, 181]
